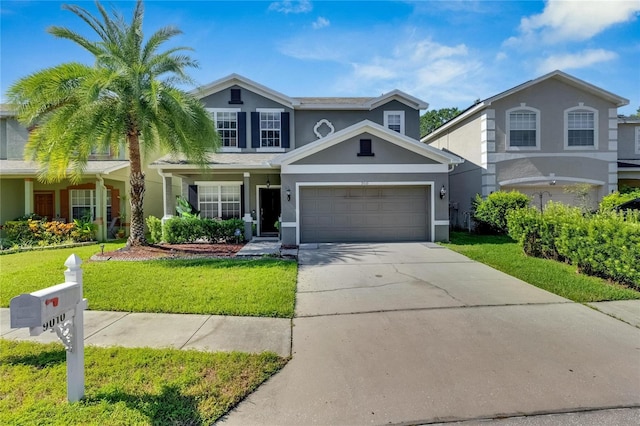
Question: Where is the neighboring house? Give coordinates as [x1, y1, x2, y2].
[617, 115, 640, 189]
[421, 70, 629, 229]
[0, 105, 171, 241]
[151, 74, 463, 245]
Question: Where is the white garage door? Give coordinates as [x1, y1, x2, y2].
[300, 186, 430, 243]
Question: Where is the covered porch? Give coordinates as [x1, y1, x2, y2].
[150, 153, 283, 240]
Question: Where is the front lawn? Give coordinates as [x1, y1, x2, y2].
[0, 340, 286, 425]
[0, 243, 298, 318]
[443, 232, 640, 303]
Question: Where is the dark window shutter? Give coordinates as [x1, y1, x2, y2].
[240, 184, 245, 215]
[238, 112, 247, 148]
[188, 185, 198, 214]
[251, 112, 260, 148]
[281, 112, 290, 148]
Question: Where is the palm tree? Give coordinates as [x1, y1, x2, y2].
[7, 0, 218, 246]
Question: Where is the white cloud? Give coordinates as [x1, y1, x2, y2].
[312, 16, 330, 30]
[537, 49, 618, 74]
[511, 0, 640, 45]
[268, 0, 312, 14]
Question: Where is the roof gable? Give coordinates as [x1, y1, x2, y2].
[272, 120, 462, 166]
[422, 70, 629, 142]
[191, 74, 297, 108]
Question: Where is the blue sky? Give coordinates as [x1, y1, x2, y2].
[2, 0, 639, 115]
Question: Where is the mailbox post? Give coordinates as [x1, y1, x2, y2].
[10, 254, 87, 402]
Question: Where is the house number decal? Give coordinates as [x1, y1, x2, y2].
[313, 119, 335, 139]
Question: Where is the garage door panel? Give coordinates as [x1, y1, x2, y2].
[300, 186, 429, 243]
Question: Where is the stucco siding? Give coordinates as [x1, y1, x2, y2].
[291, 132, 438, 166]
[0, 178, 25, 225]
[447, 160, 482, 230]
[1, 118, 29, 160]
[427, 113, 483, 165]
[492, 78, 617, 154]
[295, 100, 420, 147]
[618, 122, 640, 160]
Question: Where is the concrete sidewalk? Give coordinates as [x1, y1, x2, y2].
[0, 309, 291, 357]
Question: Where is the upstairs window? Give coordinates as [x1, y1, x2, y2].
[260, 111, 281, 147]
[213, 110, 238, 147]
[384, 111, 405, 134]
[506, 105, 540, 150]
[565, 104, 598, 149]
[636, 127, 640, 154]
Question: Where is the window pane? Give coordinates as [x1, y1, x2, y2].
[509, 111, 537, 147]
[260, 112, 281, 147]
[510, 130, 536, 146]
[568, 111, 594, 146]
[215, 111, 238, 147]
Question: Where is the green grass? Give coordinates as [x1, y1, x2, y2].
[0, 339, 287, 425]
[443, 232, 640, 303]
[0, 243, 298, 318]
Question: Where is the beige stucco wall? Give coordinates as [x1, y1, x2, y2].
[427, 113, 483, 165]
[617, 122, 640, 160]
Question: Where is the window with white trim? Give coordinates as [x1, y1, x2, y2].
[384, 111, 405, 134]
[198, 185, 241, 219]
[506, 105, 540, 150]
[70, 189, 112, 221]
[260, 111, 281, 147]
[565, 105, 598, 149]
[211, 110, 239, 147]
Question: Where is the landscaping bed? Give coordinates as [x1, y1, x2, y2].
[93, 242, 245, 261]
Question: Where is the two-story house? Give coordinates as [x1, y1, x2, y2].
[150, 74, 463, 245]
[0, 104, 171, 241]
[421, 70, 630, 228]
[617, 115, 640, 189]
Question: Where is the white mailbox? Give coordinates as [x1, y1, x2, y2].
[9, 253, 86, 403]
[10, 282, 82, 335]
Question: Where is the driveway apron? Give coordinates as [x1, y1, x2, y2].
[220, 243, 640, 425]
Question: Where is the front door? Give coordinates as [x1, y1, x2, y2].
[259, 188, 281, 236]
[34, 192, 55, 220]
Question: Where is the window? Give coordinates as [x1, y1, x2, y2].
[70, 189, 112, 221]
[260, 111, 281, 147]
[212, 110, 238, 147]
[357, 139, 374, 156]
[565, 104, 598, 149]
[198, 185, 241, 220]
[90, 146, 111, 156]
[635, 127, 640, 154]
[506, 106, 540, 149]
[384, 111, 405, 134]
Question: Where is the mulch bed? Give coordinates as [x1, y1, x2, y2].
[92, 242, 245, 261]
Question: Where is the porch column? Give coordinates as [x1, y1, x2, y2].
[159, 171, 173, 222]
[24, 178, 34, 215]
[95, 176, 106, 242]
[243, 172, 252, 240]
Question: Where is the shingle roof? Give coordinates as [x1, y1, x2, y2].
[0, 160, 129, 175]
[151, 153, 279, 168]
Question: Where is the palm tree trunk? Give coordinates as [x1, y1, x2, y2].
[127, 131, 147, 247]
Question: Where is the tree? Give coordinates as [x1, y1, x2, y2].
[420, 107, 463, 137]
[7, 0, 219, 247]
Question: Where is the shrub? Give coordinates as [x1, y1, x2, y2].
[599, 189, 640, 211]
[146, 216, 162, 243]
[472, 191, 530, 234]
[3, 218, 76, 246]
[507, 202, 640, 287]
[161, 217, 244, 244]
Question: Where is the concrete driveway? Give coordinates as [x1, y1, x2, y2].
[220, 243, 640, 425]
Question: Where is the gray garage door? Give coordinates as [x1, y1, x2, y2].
[300, 186, 429, 243]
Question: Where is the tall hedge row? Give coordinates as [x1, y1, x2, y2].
[507, 203, 640, 287]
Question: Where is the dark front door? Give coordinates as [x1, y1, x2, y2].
[260, 188, 281, 235]
[34, 192, 55, 220]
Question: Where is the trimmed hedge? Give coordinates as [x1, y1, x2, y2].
[148, 216, 245, 244]
[507, 202, 640, 287]
[472, 191, 531, 234]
